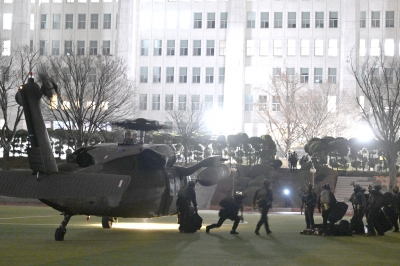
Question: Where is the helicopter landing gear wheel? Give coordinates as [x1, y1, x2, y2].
[102, 217, 114, 228]
[55, 211, 73, 241]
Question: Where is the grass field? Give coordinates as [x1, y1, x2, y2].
[0, 205, 399, 266]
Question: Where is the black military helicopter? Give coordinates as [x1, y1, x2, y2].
[0, 76, 231, 241]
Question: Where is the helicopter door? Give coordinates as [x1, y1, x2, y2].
[161, 169, 179, 215]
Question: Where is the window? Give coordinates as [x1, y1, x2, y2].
[152, 94, 160, 110]
[141, 40, 149, 56]
[179, 67, 187, 83]
[165, 95, 173, 110]
[300, 68, 309, 83]
[180, 40, 188, 56]
[3, 14, 12, 30]
[192, 95, 200, 110]
[385, 68, 393, 84]
[273, 40, 282, 56]
[261, 12, 269, 28]
[205, 95, 213, 110]
[206, 40, 214, 56]
[218, 95, 223, 110]
[245, 95, 253, 111]
[139, 94, 147, 110]
[385, 39, 394, 56]
[140, 67, 148, 83]
[166, 67, 174, 83]
[360, 11, 366, 28]
[53, 14, 61, 29]
[260, 40, 268, 56]
[273, 68, 281, 81]
[207, 13, 215, 28]
[247, 12, 255, 28]
[220, 40, 226, 56]
[192, 67, 200, 83]
[206, 67, 214, 83]
[77, 41, 85, 55]
[288, 12, 296, 28]
[1, 40, 10, 56]
[64, 40, 73, 55]
[65, 14, 73, 29]
[102, 40, 110, 55]
[328, 68, 337, 84]
[219, 67, 225, 83]
[314, 68, 323, 83]
[274, 12, 282, 28]
[359, 39, 366, 56]
[301, 39, 309, 56]
[247, 40, 255, 56]
[91, 14, 98, 29]
[178, 95, 186, 111]
[259, 95, 267, 111]
[89, 41, 97, 55]
[153, 67, 161, 83]
[41, 14, 48, 29]
[154, 40, 162, 56]
[193, 40, 201, 56]
[329, 12, 338, 28]
[40, 40, 48, 56]
[328, 39, 337, 56]
[386, 11, 394, 28]
[30, 14, 34, 30]
[315, 39, 323, 56]
[51, 40, 60, 55]
[78, 14, 86, 29]
[194, 13, 202, 29]
[287, 68, 295, 81]
[272, 96, 280, 111]
[370, 39, 380, 56]
[89, 68, 96, 83]
[371, 11, 380, 28]
[220, 12, 227, 28]
[287, 39, 296, 56]
[167, 40, 175, 55]
[302, 12, 310, 28]
[315, 12, 324, 28]
[103, 14, 111, 29]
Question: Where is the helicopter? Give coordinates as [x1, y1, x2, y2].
[0, 76, 231, 241]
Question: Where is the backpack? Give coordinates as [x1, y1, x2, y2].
[332, 220, 352, 236]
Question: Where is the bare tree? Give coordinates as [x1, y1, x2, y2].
[37, 51, 137, 148]
[166, 97, 206, 165]
[254, 70, 305, 155]
[350, 50, 400, 186]
[0, 41, 38, 169]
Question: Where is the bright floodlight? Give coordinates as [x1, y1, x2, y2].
[284, 189, 290, 195]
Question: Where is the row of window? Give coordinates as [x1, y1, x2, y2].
[360, 11, 397, 28]
[37, 40, 111, 56]
[139, 94, 224, 111]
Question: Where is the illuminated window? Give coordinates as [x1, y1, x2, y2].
[167, 40, 175, 55]
[140, 67, 148, 83]
[104, 14, 111, 29]
[165, 95, 173, 111]
[65, 14, 73, 29]
[207, 13, 215, 28]
[91, 14, 98, 29]
[64, 41, 72, 55]
[141, 40, 149, 56]
[192, 67, 200, 83]
[89, 41, 97, 55]
[245, 95, 253, 111]
[247, 40, 255, 56]
[139, 94, 147, 110]
[301, 39, 309, 56]
[52, 40, 60, 55]
[314, 68, 323, 83]
[206, 40, 214, 56]
[260, 40, 268, 56]
[179, 67, 187, 83]
[153, 67, 161, 83]
[386, 11, 394, 27]
[329, 12, 338, 28]
[50, 94, 58, 109]
[371, 11, 380, 28]
[206, 67, 214, 83]
[53, 14, 61, 29]
[152, 94, 160, 110]
[30, 14, 35, 30]
[370, 39, 380, 56]
[300, 68, 309, 83]
[205, 95, 213, 110]
[261, 12, 269, 28]
[154, 40, 162, 56]
[220, 12, 227, 28]
[166, 67, 174, 83]
[61, 101, 70, 110]
[178, 95, 186, 111]
[315, 12, 324, 28]
[2, 40, 11, 56]
[193, 40, 201, 56]
[247, 12, 255, 28]
[194, 13, 202, 29]
[192, 95, 200, 110]
[78, 14, 86, 29]
[41, 14, 48, 29]
[287, 39, 296, 56]
[328, 96, 336, 113]
[40, 40, 48, 56]
[102, 40, 110, 55]
[314, 39, 323, 56]
[273, 40, 282, 56]
[384, 39, 394, 56]
[328, 68, 337, 84]
[302, 12, 310, 28]
[219, 40, 226, 56]
[360, 39, 366, 56]
[180, 40, 188, 56]
[360, 11, 366, 28]
[328, 39, 337, 56]
[288, 12, 296, 28]
[77, 41, 85, 56]
[219, 67, 225, 83]
[274, 12, 282, 28]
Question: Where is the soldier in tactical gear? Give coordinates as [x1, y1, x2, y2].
[300, 183, 317, 230]
[349, 184, 366, 234]
[206, 193, 244, 234]
[392, 185, 400, 232]
[317, 183, 337, 236]
[253, 180, 273, 235]
[366, 184, 384, 236]
[176, 180, 198, 233]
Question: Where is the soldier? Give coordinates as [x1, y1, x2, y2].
[206, 193, 244, 234]
[349, 184, 366, 234]
[176, 180, 198, 233]
[366, 184, 384, 236]
[253, 179, 273, 235]
[392, 186, 400, 232]
[317, 183, 337, 236]
[300, 183, 317, 230]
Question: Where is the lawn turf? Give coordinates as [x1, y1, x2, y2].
[0, 206, 399, 266]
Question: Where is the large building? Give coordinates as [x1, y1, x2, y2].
[0, 0, 397, 137]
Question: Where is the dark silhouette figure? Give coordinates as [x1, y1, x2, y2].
[366, 185, 384, 236]
[393, 186, 400, 232]
[349, 185, 366, 234]
[176, 181, 198, 233]
[206, 193, 245, 234]
[317, 183, 337, 236]
[253, 180, 273, 235]
[300, 183, 317, 229]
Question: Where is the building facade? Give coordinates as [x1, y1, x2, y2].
[1, 0, 398, 137]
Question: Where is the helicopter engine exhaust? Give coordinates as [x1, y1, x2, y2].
[196, 164, 231, 186]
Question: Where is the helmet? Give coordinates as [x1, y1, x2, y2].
[306, 182, 313, 190]
[393, 186, 399, 193]
[322, 183, 330, 190]
[263, 179, 270, 187]
[353, 184, 362, 192]
[374, 184, 382, 191]
[234, 192, 245, 202]
[188, 181, 196, 188]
